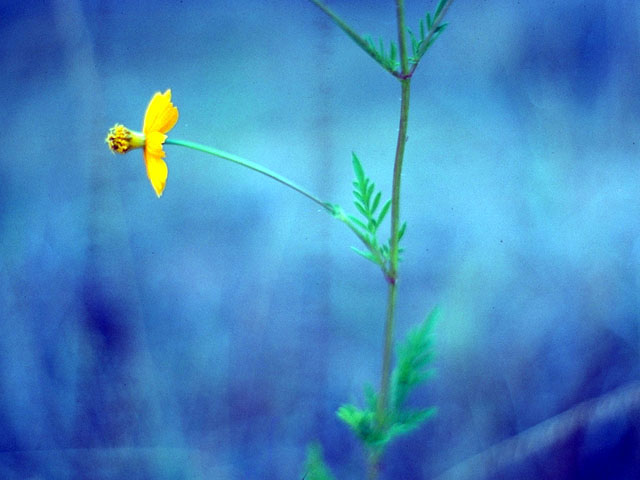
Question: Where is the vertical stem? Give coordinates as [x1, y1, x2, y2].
[377, 76, 411, 425]
[374, 0, 412, 466]
[368, 451, 381, 480]
[395, 0, 410, 76]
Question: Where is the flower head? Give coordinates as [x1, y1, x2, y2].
[106, 89, 179, 197]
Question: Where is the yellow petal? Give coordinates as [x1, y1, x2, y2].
[144, 131, 169, 196]
[143, 89, 179, 135]
[145, 131, 167, 158]
[144, 151, 168, 197]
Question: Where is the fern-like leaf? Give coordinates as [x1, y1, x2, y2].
[337, 404, 382, 446]
[336, 310, 438, 455]
[304, 444, 336, 480]
[347, 153, 396, 268]
[397, 221, 407, 240]
[391, 308, 438, 410]
[406, 0, 452, 65]
[434, 0, 448, 18]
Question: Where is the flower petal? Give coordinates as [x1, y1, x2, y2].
[144, 131, 169, 197]
[145, 131, 167, 158]
[143, 89, 179, 135]
[145, 131, 168, 196]
[144, 150, 168, 197]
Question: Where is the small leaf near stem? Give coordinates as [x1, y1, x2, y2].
[406, 0, 454, 75]
[344, 153, 405, 278]
[308, 0, 397, 76]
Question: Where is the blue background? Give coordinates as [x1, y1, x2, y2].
[1, 0, 640, 478]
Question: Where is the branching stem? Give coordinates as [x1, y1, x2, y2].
[375, 0, 412, 447]
[308, 0, 397, 76]
[303, 1, 455, 477]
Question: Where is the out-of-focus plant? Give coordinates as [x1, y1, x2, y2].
[106, 1, 454, 478]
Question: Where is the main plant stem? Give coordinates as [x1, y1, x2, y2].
[378, 76, 411, 418]
[373, 1, 411, 477]
[164, 138, 332, 213]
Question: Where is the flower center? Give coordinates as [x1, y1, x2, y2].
[106, 124, 145, 154]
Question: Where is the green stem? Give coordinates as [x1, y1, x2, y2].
[376, 0, 411, 445]
[368, 451, 381, 480]
[396, 0, 410, 77]
[308, 0, 396, 76]
[164, 138, 332, 212]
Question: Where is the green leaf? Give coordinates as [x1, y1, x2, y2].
[336, 404, 363, 429]
[366, 182, 375, 203]
[346, 152, 394, 270]
[426, 24, 447, 50]
[391, 308, 439, 410]
[371, 191, 382, 214]
[424, 37, 437, 51]
[434, 23, 448, 41]
[436, 23, 448, 34]
[347, 214, 368, 231]
[365, 35, 375, 50]
[340, 407, 388, 448]
[304, 444, 336, 480]
[364, 385, 378, 411]
[354, 201, 368, 218]
[352, 153, 365, 183]
[329, 203, 346, 220]
[337, 404, 378, 443]
[397, 221, 407, 240]
[350, 246, 380, 265]
[408, 28, 419, 56]
[387, 407, 438, 439]
[376, 200, 392, 226]
[435, 0, 447, 18]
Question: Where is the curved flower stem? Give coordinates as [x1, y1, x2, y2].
[164, 138, 333, 212]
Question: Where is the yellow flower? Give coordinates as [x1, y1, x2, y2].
[106, 89, 179, 197]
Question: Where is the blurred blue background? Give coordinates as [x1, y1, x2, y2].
[1, 0, 640, 478]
